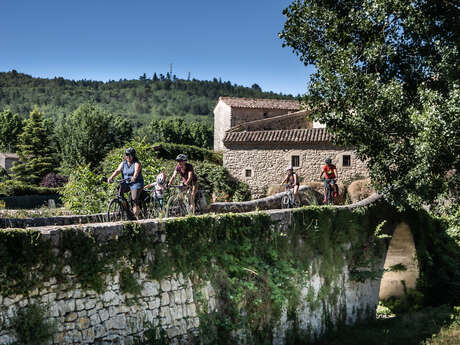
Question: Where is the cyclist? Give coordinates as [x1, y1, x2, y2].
[167, 154, 198, 213]
[319, 157, 338, 203]
[144, 171, 167, 208]
[107, 147, 144, 218]
[281, 165, 300, 204]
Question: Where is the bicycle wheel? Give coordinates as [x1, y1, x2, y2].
[107, 199, 125, 221]
[165, 196, 189, 217]
[146, 198, 162, 219]
[281, 195, 290, 209]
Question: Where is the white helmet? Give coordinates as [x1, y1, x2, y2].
[156, 172, 166, 184]
[286, 165, 293, 171]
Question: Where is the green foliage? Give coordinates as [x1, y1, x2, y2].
[101, 138, 164, 187]
[9, 303, 57, 345]
[55, 103, 133, 172]
[11, 107, 54, 185]
[133, 323, 168, 345]
[60, 164, 113, 214]
[0, 180, 60, 197]
[0, 71, 295, 128]
[280, 0, 459, 208]
[380, 289, 425, 314]
[0, 108, 22, 151]
[154, 142, 222, 165]
[141, 118, 212, 148]
[311, 305, 459, 345]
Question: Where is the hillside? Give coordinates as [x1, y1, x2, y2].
[0, 70, 297, 127]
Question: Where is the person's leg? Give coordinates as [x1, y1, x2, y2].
[293, 185, 300, 203]
[190, 184, 198, 214]
[323, 180, 328, 202]
[131, 188, 141, 217]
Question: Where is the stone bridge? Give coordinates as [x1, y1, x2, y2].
[0, 195, 438, 345]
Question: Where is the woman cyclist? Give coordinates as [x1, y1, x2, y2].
[167, 154, 198, 213]
[107, 147, 144, 218]
[281, 166, 300, 203]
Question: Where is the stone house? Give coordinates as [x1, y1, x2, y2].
[214, 97, 368, 197]
[0, 153, 18, 175]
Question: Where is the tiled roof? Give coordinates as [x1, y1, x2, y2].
[218, 97, 300, 110]
[223, 128, 332, 146]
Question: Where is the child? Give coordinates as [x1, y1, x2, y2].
[144, 171, 167, 208]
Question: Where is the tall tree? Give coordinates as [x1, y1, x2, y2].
[0, 109, 23, 152]
[55, 104, 133, 171]
[11, 107, 54, 184]
[280, 0, 459, 208]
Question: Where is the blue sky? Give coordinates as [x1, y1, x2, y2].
[0, 0, 313, 96]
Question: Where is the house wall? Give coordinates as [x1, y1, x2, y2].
[223, 146, 368, 197]
[213, 101, 232, 151]
[230, 108, 295, 127]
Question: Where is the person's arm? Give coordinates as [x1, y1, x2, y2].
[319, 169, 324, 179]
[281, 175, 288, 184]
[168, 170, 177, 187]
[185, 171, 194, 186]
[108, 162, 123, 183]
[293, 174, 298, 185]
[131, 162, 142, 183]
[144, 182, 154, 189]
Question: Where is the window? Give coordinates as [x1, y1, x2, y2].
[291, 155, 300, 168]
[245, 169, 252, 177]
[343, 155, 351, 167]
[263, 112, 268, 118]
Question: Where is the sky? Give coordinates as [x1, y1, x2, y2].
[0, 0, 314, 96]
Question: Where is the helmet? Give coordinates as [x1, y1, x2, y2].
[176, 154, 188, 162]
[125, 147, 136, 157]
[325, 157, 332, 164]
[156, 172, 166, 184]
[286, 165, 293, 171]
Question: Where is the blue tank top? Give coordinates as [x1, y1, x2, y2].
[122, 160, 144, 190]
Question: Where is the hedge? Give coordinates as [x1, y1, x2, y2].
[154, 142, 222, 165]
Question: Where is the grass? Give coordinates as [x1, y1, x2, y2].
[312, 305, 459, 345]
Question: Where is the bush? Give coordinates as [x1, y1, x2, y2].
[60, 164, 114, 214]
[10, 303, 57, 345]
[154, 142, 222, 165]
[0, 180, 60, 197]
[40, 172, 68, 188]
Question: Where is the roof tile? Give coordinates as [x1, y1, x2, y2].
[219, 96, 300, 110]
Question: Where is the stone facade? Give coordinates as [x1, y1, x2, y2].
[224, 146, 368, 197]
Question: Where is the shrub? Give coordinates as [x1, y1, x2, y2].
[10, 303, 57, 345]
[40, 172, 68, 188]
[154, 142, 222, 165]
[0, 180, 60, 197]
[60, 164, 114, 214]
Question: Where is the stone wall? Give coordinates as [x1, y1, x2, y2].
[223, 146, 368, 197]
[0, 200, 389, 345]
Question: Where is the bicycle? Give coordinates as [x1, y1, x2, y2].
[141, 188, 165, 219]
[107, 178, 149, 221]
[322, 178, 338, 205]
[280, 184, 301, 209]
[165, 185, 208, 217]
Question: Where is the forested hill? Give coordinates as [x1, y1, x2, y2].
[0, 70, 297, 126]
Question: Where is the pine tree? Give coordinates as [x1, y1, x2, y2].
[11, 107, 54, 184]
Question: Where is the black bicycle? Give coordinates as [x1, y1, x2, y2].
[107, 178, 149, 221]
[322, 178, 338, 205]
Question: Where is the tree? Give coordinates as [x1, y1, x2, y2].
[0, 109, 23, 151]
[11, 107, 54, 184]
[55, 104, 133, 172]
[280, 0, 459, 208]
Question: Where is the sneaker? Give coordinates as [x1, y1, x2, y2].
[334, 192, 338, 198]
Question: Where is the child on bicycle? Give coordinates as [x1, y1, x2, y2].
[144, 171, 167, 208]
[319, 157, 338, 202]
[167, 154, 198, 214]
[281, 166, 301, 203]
